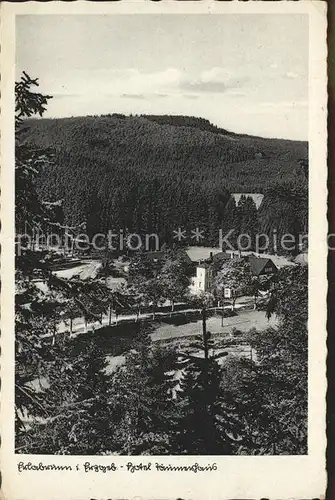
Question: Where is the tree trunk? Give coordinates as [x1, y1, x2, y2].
[108, 304, 112, 326]
[170, 299, 174, 316]
[69, 317, 73, 335]
[202, 307, 209, 360]
[31, 227, 35, 251]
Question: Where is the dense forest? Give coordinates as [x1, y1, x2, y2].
[20, 114, 308, 252]
[15, 74, 308, 456]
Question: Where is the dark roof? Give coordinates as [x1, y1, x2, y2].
[197, 262, 212, 269]
[212, 252, 231, 262]
[248, 256, 277, 276]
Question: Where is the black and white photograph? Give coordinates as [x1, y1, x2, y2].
[13, 12, 312, 458]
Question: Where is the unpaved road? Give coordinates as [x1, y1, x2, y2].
[104, 309, 277, 375]
[150, 309, 278, 342]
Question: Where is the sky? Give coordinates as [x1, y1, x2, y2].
[16, 14, 308, 140]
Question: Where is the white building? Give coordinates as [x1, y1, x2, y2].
[189, 264, 213, 294]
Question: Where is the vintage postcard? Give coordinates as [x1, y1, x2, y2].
[0, 1, 328, 499]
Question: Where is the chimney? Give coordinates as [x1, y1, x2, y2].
[209, 251, 213, 261]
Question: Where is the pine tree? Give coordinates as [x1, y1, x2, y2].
[174, 300, 242, 455]
[222, 196, 241, 250]
[239, 197, 259, 251]
[159, 257, 190, 313]
[234, 265, 308, 454]
[14, 73, 115, 451]
[107, 328, 179, 454]
[214, 258, 255, 310]
[16, 341, 114, 455]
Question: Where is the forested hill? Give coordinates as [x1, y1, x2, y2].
[21, 114, 308, 249]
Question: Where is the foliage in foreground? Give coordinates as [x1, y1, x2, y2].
[17, 263, 307, 455]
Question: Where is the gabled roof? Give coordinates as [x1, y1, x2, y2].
[226, 250, 295, 269]
[248, 256, 277, 276]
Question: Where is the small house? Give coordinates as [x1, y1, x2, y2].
[248, 255, 278, 277]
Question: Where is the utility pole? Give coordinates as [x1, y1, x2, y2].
[202, 306, 209, 360]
